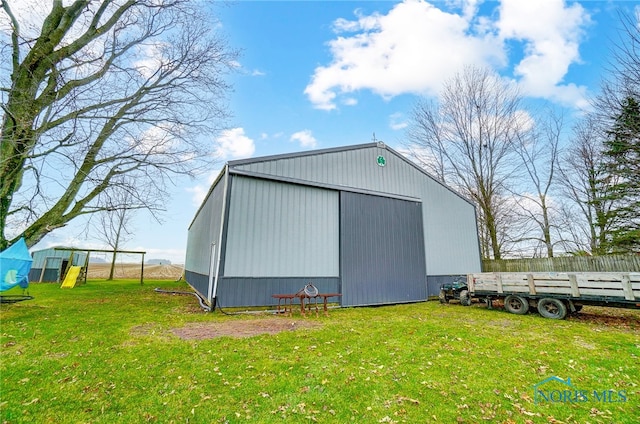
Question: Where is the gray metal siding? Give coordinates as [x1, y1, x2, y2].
[28, 268, 58, 283]
[215, 277, 340, 308]
[423, 183, 481, 274]
[340, 192, 427, 307]
[233, 145, 410, 194]
[223, 176, 339, 277]
[184, 270, 209, 300]
[185, 173, 226, 276]
[232, 145, 481, 275]
[31, 249, 57, 268]
[31, 249, 86, 269]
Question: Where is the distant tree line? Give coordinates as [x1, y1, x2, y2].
[407, 12, 639, 259]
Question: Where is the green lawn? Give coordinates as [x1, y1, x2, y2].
[1, 280, 639, 423]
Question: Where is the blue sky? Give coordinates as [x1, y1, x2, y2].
[34, 0, 639, 263]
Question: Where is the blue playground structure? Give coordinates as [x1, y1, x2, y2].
[0, 238, 34, 303]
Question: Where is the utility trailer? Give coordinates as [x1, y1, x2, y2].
[466, 272, 640, 319]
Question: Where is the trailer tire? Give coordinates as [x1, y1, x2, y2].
[537, 298, 567, 319]
[504, 295, 529, 315]
[439, 290, 448, 304]
[459, 290, 471, 306]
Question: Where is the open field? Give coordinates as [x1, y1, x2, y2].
[1, 280, 639, 423]
[85, 262, 184, 280]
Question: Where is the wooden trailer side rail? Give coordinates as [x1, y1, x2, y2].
[468, 272, 640, 303]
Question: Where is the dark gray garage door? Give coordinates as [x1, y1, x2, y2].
[340, 192, 427, 306]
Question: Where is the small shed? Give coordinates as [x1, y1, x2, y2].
[29, 248, 88, 283]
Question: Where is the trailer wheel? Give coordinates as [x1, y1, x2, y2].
[504, 295, 529, 315]
[537, 298, 567, 319]
[459, 290, 472, 306]
[439, 289, 448, 304]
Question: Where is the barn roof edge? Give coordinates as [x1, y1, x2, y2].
[227, 142, 380, 167]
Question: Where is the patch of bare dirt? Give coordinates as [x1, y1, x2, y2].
[567, 305, 640, 331]
[171, 318, 323, 340]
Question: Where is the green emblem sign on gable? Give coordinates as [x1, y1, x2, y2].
[376, 155, 386, 167]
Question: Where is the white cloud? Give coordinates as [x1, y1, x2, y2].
[304, 0, 504, 110]
[259, 131, 285, 140]
[186, 169, 221, 207]
[130, 124, 176, 154]
[133, 42, 168, 79]
[497, 0, 591, 107]
[214, 127, 255, 160]
[290, 130, 318, 148]
[305, 0, 591, 110]
[186, 128, 255, 206]
[187, 127, 254, 206]
[41, 237, 104, 251]
[229, 59, 265, 77]
[343, 97, 358, 106]
[389, 112, 408, 130]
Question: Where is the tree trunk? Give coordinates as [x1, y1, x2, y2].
[109, 252, 117, 281]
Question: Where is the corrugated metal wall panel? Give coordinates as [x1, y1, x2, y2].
[216, 277, 340, 308]
[31, 249, 86, 269]
[233, 145, 481, 275]
[237, 146, 420, 195]
[223, 176, 339, 277]
[184, 270, 209, 300]
[28, 268, 59, 283]
[185, 174, 226, 276]
[423, 184, 480, 274]
[340, 192, 427, 306]
[31, 249, 57, 268]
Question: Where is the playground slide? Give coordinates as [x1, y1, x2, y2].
[61, 266, 82, 288]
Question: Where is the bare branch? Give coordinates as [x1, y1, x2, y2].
[1, 0, 238, 248]
[406, 66, 524, 259]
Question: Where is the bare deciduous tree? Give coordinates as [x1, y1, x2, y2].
[558, 116, 619, 254]
[91, 178, 145, 280]
[406, 66, 524, 259]
[594, 11, 640, 117]
[512, 109, 565, 257]
[0, 0, 238, 249]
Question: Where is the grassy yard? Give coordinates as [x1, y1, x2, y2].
[1, 280, 638, 423]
